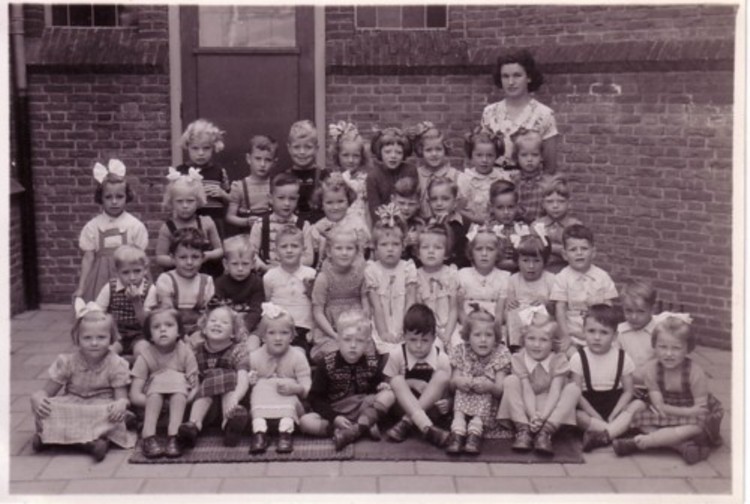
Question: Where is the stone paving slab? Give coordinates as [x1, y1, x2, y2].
[36, 451, 126, 480]
[10, 456, 52, 482]
[631, 452, 719, 478]
[609, 477, 695, 493]
[564, 451, 643, 477]
[341, 461, 416, 476]
[266, 461, 341, 477]
[299, 476, 378, 493]
[489, 462, 567, 477]
[113, 459, 193, 479]
[10, 480, 69, 494]
[188, 462, 267, 478]
[455, 476, 535, 493]
[532, 476, 614, 493]
[219, 477, 301, 493]
[140, 477, 223, 493]
[416, 460, 491, 476]
[688, 477, 733, 494]
[378, 475, 456, 493]
[62, 478, 145, 494]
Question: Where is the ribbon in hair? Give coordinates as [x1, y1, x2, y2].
[74, 298, 104, 319]
[374, 202, 402, 228]
[509, 222, 550, 249]
[407, 120, 436, 140]
[518, 304, 550, 327]
[328, 121, 358, 143]
[653, 311, 693, 325]
[261, 302, 288, 320]
[326, 171, 346, 186]
[166, 166, 203, 183]
[93, 159, 126, 184]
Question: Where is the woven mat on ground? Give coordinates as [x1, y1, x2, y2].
[353, 426, 583, 463]
[129, 434, 353, 463]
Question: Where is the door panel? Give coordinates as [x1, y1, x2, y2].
[181, 6, 314, 179]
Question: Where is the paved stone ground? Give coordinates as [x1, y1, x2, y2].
[8, 307, 735, 496]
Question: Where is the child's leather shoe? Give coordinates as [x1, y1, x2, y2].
[464, 433, 482, 455]
[511, 425, 534, 452]
[86, 438, 109, 462]
[422, 425, 450, 448]
[223, 406, 249, 447]
[165, 436, 182, 458]
[142, 435, 164, 459]
[582, 429, 611, 452]
[177, 422, 199, 449]
[386, 418, 412, 443]
[276, 432, 294, 453]
[31, 433, 44, 453]
[612, 437, 638, 457]
[445, 432, 465, 455]
[333, 426, 362, 451]
[678, 441, 709, 465]
[249, 432, 268, 454]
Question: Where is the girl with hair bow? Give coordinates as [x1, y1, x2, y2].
[328, 121, 371, 228]
[73, 159, 148, 304]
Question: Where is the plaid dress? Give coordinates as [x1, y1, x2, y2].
[630, 358, 723, 446]
[194, 342, 249, 399]
[107, 279, 151, 353]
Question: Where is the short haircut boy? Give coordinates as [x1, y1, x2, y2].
[562, 223, 594, 248]
[113, 244, 148, 269]
[248, 134, 278, 156]
[271, 172, 301, 193]
[403, 303, 436, 337]
[584, 304, 620, 333]
[393, 175, 420, 199]
[223, 235, 255, 259]
[620, 279, 657, 307]
[168, 227, 207, 255]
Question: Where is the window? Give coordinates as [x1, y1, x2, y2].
[198, 6, 296, 47]
[49, 5, 132, 27]
[356, 6, 447, 29]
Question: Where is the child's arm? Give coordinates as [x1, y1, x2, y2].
[455, 288, 467, 326]
[494, 296, 507, 337]
[301, 223, 314, 267]
[442, 292, 459, 348]
[154, 224, 175, 268]
[107, 386, 130, 423]
[608, 373, 634, 421]
[571, 372, 604, 420]
[203, 218, 224, 261]
[224, 369, 250, 414]
[450, 367, 472, 392]
[226, 200, 252, 229]
[404, 283, 417, 315]
[311, 273, 337, 340]
[538, 375, 564, 422]
[155, 275, 176, 309]
[367, 290, 396, 343]
[248, 223, 270, 272]
[474, 369, 507, 398]
[72, 251, 95, 300]
[555, 301, 571, 353]
[30, 380, 64, 418]
[313, 306, 338, 341]
[129, 378, 148, 408]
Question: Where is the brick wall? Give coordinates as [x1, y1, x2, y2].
[325, 5, 736, 349]
[10, 196, 26, 315]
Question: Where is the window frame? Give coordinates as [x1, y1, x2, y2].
[44, 4, 129, 28]
[354, 5, 449, 31]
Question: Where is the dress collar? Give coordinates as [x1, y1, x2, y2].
[523, 350, 552, 373]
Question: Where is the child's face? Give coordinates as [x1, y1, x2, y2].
[381, 144, 404, 170]
[204, 308, 234, 345]
[524, 327, 554, 361]
[491, 192, 518, 225]
[428, 185, 456, 217]
[338, 325, 370, 364]
[338, 140, 362, 172]
[149, 311, 181, 349]
[403, 330, 436, 360]
[117, 260, 146, 288]
[173, 244, 204, 279]
[223, 251, 254, 282]
[328, 235, 357, 270]
[468, 320, 497, 358]
[418, 233, 447, 269]
[374, 231, 404, 268]
[517, 145, 542, 173]
[654, 331, 689, 370]
[188, 137, 214, 166]
[500, 63, 531, 98]
[518, 254, 544, 281]
[288, 137, 317, 168]
[542, 192, 569, 221]
[322, 189, 349, 223]
[78, 319, 112, 361]
[102, 182, 127, 218]
[392, 194, 419, 221]
[276, 233, 303, 268]
[173, 185, 199, 221]
[246, 148, 274, 179]
[471, 233, 499, 272]
[563, 237, 594, 273]
[622, 296, 654, 331]
[583, 318, 616, 355]
[263, 318, 294, 356]
[471, 141, 496, 175]
[271, 184, 300, 219]
[422, 137, 446, 170]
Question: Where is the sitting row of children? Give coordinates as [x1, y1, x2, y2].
[31, 291, 722, 466]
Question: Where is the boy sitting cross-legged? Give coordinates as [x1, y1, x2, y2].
[384, 304, 452, 448]
[299, 309, 395, 451]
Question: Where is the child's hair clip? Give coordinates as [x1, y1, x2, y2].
[93, 159, 126, 184]
[518, 305, 550, 327]
[328, 121, 358, 143]
[326, 171, 346, 186]
[166, 166, 203, 183]
[653, 311, 693, 325]
[261, 302, 288, 320]
[74, 298, 104, 319]
[406, 120, 436, 141]
[374, 202, 402, 228]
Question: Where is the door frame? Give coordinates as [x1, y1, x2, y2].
[167, 5, 325, 167]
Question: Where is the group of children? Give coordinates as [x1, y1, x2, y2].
[30, 117, 722, 467]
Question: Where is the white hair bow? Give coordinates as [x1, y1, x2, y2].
[93, 159, 126, 184]
[375, 202, 401, 228]
[166, 166, 203, 183]
[509, 221, 549, 249]
[261, 302, 287, 320]
[74, 298, 104, 319]
[653, 311, 693, 325]
[518, 304, 550, 327]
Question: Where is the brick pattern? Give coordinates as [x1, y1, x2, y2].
[10, 197, 27, 315]
[27, 72, 171, 303]
[325, 70, 733, 349]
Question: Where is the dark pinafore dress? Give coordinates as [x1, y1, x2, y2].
[80, 227, 128, 302]
[193, 343, 241, 399]
[579, 347, 625, 420]
[630, 359, 723, 447]
[166, 271, 208, 335]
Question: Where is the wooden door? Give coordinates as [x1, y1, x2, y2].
[181, 6, 315, 180]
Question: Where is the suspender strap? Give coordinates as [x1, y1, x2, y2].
[612, 349, 625, 391]
[166, 219, 177, 236]
[681, 359, 692, 395]
[195, 275, 207, 310]
[167, 272, 180, 307]
[242, 179, 250, 210]
[260, 214, 271, 262]
[401, 343, 409, 370]
[196, 215, 204, 232]
[578, 347, 594, 393]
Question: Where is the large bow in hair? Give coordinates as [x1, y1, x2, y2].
[261, 302, 288, 320]
[375, 202, 402, 228]
[518, 304, 550, 327]
[166, 166, 203, 183]
[74, 298, 104, 319]
[93, 159, 126, 184]
[653, 311, 693, 325]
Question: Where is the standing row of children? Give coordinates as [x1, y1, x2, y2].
[30, 116, 721, 466]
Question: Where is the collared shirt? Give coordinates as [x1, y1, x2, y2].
[383, 342, 450, 377]
[550, 265, 618, 341]
[457, 168, 511, 223]
[511, 350, 570, 395]
[263, 265, 316, 329]
[248, 212, 313, 267]
[617, 318, 657, 386]
[95, 278, 156, 312]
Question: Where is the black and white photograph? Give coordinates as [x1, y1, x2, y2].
[5, 1, 742, 499]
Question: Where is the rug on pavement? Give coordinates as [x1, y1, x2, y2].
[128, 425, 582, 464]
